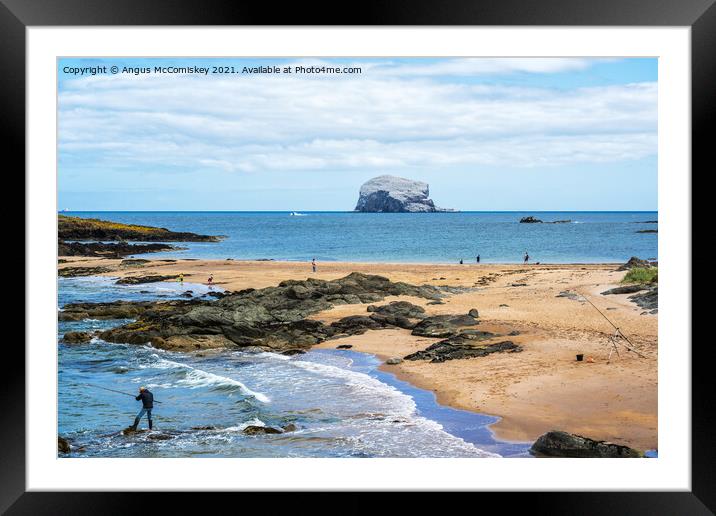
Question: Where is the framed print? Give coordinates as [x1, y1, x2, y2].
[4, 0, 709, 512]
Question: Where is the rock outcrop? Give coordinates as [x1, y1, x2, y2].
[58, 241, 179, 258]
[617, 257, 652, 271]
[530, 430, 641, 458]
[405, 338, 520, 363]
[519, 216, 543, 223]
[354, 175, 452, 213]
[59, 215, 220, 242]
[96, 273, 445, 351]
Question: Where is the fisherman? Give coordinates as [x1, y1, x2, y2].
[312, 258, 317, 273]
[129, 386, 154, 431]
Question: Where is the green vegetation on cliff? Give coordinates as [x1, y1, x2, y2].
[58, 215, 220, 242]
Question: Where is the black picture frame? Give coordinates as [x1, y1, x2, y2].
[3, 0, 707, 513]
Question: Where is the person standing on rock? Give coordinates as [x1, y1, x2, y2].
[312, 258, 317, 273]
[130, 386, 154, 431]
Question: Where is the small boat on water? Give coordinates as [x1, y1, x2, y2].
[289, 212, 307, 217]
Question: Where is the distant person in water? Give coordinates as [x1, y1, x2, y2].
[130, 386, 154, 431]
[524, 251, 530, 264]
[476, 255, 480, 263]
[312, 258, 316, 273]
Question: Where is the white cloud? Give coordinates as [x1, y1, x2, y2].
[58, 63, 657, 175]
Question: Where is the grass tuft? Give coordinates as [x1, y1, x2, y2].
[621, 267, 658, 285]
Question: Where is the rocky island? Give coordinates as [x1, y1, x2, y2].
[354, 175, 454, 213]
[58, 215, 221, 258]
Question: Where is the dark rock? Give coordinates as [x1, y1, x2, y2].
[385, 357, 403, 365]
[427, 300, 445, 305]
[58, 436, 71, 453]
[336, 344, 353, 349]
[601, 285, 648, 295]
[59, 266, 113, 277]
[530, 430, 641, 458]
[116, 274, 180, 285]
[282, 424, 298, 432]
[280, 349, 306, 356]
[58, 241, 179, 258]
[629, 287, 658, 313]
[636, 229, 658, 233]
[99, 273, 446, 352]
[243, 425, 283, 435]
[467, 308, 479, 318]
[411, 313, 480, 338]
[147, 433, 175, 441]
[191, 426, 217, 430]
[61, 299, 203, 321]
[120, 258, 150, 267]
[519, 216, 543, 223]
[511, 283, 527, 287]
[549, 220, 572, 224]
[405, 339, 521, 363]
[62, 331, 93, 344]
[556, 291, 582, 301]
[617, 257, 651, 271]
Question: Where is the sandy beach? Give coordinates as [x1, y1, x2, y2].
[59, 257, 658, 451]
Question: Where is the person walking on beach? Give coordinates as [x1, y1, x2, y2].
[459, 259, 463, 265]
[523, 251, 530, 264]
[207, 274, 213, 285]
[312, 258, 317, 273]
[129, 386, 154, 431]
[178, 273, 184, 284]
[476, 254, 480, 263]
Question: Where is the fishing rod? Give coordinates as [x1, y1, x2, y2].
[575, 290, 646, 358]
[87, 383, 163, 403]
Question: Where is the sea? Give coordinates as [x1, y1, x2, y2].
[63, 211, 658, 264]
[58, 211, 657, 458]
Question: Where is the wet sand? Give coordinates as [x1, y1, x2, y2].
[59, 257, 658, 450]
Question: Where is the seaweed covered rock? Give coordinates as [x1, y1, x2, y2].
[411, 313, 480, 338]
[99, 273, 444, 352]
[58, 241, 178, 258]
[62, 331, 93, 344]
[405, 339, 520, 363]
[58, 214, 220, 242]
[116, 274, 181, 285]
[59, 266, 113, 277]
[617, 257, 651, 271]
[530, 430, 641, 458]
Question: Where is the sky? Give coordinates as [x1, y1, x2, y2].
[58, 57, 658, 211]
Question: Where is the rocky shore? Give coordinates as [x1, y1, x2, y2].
[67, 273, 523, 362]
[57, 257, 658, 451]
[58, 215, 220, 258]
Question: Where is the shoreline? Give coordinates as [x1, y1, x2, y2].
[58, 256, 658, 451]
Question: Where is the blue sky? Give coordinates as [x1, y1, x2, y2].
[58, 57, 657, 211]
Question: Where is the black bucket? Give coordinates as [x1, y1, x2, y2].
[576, 354, 584, 362]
